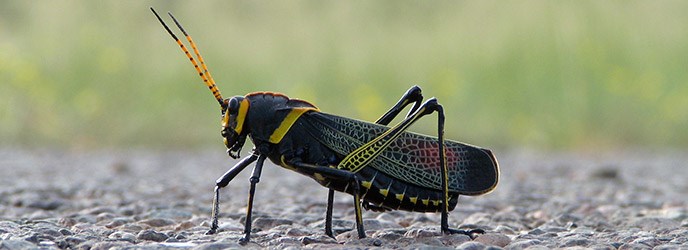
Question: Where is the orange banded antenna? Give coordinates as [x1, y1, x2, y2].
[150, 7, 224, 107]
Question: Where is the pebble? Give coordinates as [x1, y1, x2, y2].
[138, 218, 175, 227]
[300, 235, 337, 245]
[404, 228, 442, 238]
[136, 229, 169, 242]
[143, 209, 193, 220]
[252, 217, 294, 230]
[559, 236, 592, 247]
[475, 233, 511, 247]
[506, 239, 543, 250]
[0, 240, 36, 250]
[372, 230, 405, 241]
[457, 241, 489, 250]
[439, 234, 472, 246]
[108, 231, 137, 242]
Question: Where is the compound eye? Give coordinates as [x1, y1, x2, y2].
[228, 97, 240, 115]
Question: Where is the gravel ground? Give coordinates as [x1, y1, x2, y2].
[1, 147, 687, 249]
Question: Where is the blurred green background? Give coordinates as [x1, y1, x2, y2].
[1, 1, 687, 151]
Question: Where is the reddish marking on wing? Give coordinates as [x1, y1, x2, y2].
[399, 138, 462, 171]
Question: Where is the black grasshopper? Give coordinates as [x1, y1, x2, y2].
[151, 8, 499, 244]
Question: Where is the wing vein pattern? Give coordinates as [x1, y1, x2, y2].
[302, 112, 498, 195]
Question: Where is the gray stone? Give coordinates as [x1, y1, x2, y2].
[627, 217, 680, 231]
[559, 236, 592, 247]
[505, 239, 543, 250]
[0, 240, 37, 250]
[27, 199, 65, 210]
[267, 236, 300, 246]
[137, 229, 169, 242]
[439, 233, 472, 246]
[404, 228, 442, 238]
[139, 218, 176, 227]
[372, 230, 404, 241]
[252, 217, 293, 230]
[475, 233, 511, 247]
[631, 236, 661, 248]
[300, 235, 337, 245]
[90, 241, 133, 250]
[457, 241, 488, 250]
[618, 242, 652, 250]
[143, 209, 193, 220]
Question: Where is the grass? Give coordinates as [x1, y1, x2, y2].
[1, 1, 687, 151]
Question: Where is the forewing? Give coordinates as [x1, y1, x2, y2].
[303, 112, 499, 195]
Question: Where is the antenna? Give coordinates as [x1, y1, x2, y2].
[150, 7, 224, 107]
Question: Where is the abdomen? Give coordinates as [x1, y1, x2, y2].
[270, 117, 458, 212]
[324, 167, 459, 212]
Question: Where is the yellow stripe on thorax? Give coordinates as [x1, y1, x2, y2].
[268, 107, 319, 143]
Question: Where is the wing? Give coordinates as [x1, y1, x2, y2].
[301, 112, 499, 195]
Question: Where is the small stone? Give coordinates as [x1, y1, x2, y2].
[631, 237, 661, 248]
[105, 218, 132, 228]
[343, 237, 383, 247]
[36, 227, 63, 238]
[285, 227, 309, 236]
[58, 217, 78, 227]
[475, 233, 511, 247]
[618, 243, 652, 250]
[653, 244, 684, 250]
[119, 223, 144, 232]
[194, 242, 243, 250]
[143, 209, 193, 220]
[372, 230, 404, 241]
[590, 167, 620, 179]
[300, 235, 337, 245]
[137, 229, 169, 242]
[559, 236, 592, 247]
[361, 219, 383, 231]
[27, 199, 65, 210]
[59, 228, 74, 235]
[571, 227, 595, 236]
[108, 231, 137, 242]
[457, 241, 488, 250]
[589, 244, 617, 250]
[268, 236, 300, 246]
[494, 225, 517, 235]
[252, 217, 293, 230]
[463, 212, 492, 225]
[404, 228, 442, 238]
[335, 230, 359, 241]
[627, 217, 680, 231]
[63, 236, 86, 246]
[439, 233, 472, 246]
[505, 239, 543, 250]
[96, 212, 117, 222]
[90, 241, 133, 250]
[175, 221, 196, 231]
[139, 218, 175, 227]
[85, 206, 116, 215]
[0, 239, 36, 250]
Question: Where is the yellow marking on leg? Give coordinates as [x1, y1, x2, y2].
[422, 199, 430, 206]
[432, 200, 440, 206]
[409, 197, 418, 204]
[379, 189, 389, 197]
[313, 173, 326, 182]
[395, 193, 404, 201]
[361, 181, 372, 189]
[278, 156, 296, 171]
